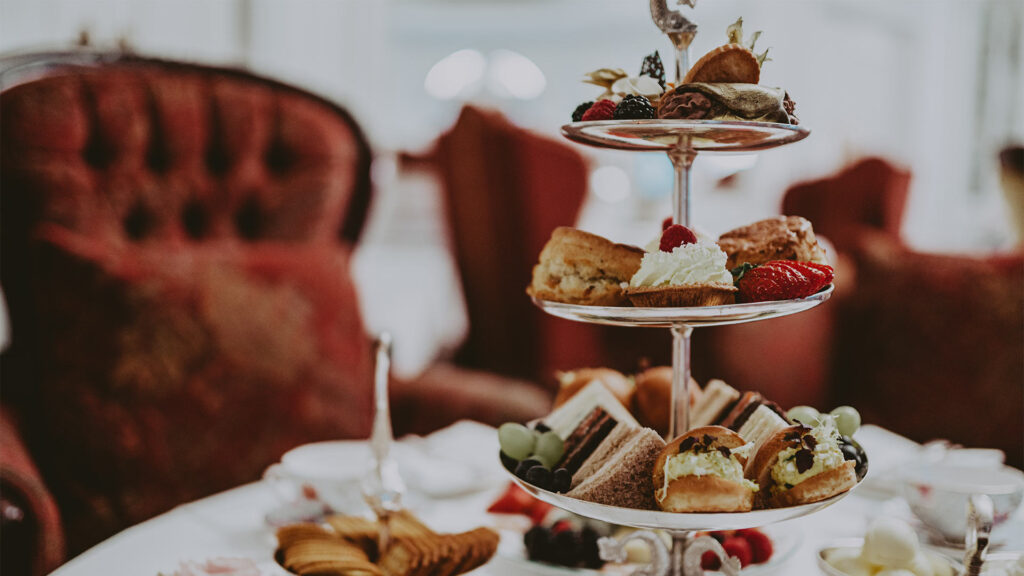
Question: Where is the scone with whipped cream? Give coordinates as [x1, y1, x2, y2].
[626, 224, 737, 307]
[746, 419, 857, 508]
[528, 227, 644, 306]
[652, 426, 758, 512]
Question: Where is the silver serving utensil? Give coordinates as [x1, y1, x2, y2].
[361, 333, 406, 554]
[965, 494, 994, 576]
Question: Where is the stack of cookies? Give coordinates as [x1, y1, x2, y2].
[276, 511, 499, 576]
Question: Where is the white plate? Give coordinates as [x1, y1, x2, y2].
[532, 286, 832, 328]
[508, 472, 863, 533]
[561, 120, 810, 152]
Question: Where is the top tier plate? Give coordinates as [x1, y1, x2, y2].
[561, 119, 810, 152]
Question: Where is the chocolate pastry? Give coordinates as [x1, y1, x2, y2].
[657, 83, 798, 125]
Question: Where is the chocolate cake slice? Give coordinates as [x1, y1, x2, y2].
[556, 407, 619, 475]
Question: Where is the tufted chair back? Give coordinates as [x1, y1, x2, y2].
[0, 53, 375, 557]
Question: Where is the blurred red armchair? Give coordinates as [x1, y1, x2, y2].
[0, 53, 546, 572]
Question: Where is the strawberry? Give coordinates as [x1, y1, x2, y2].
[722, 536, 753, 567]
[551, 520, 573, 534]
[732, 260, 834, 302]
[528, 500, 553, 525]
[736, 528, 773, 563]
[581, 99, 616, 121]
[659, 224, 698, 252]
[700, 550, 721, 571]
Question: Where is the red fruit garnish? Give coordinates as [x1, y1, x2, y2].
[659, 224, 698, 252]
[733, 260, 834, 303]
[551, 520, 573, 534]
[736, 528, 774, 563]
[486, 482, 535, 515]
[722, 536, 753, 567]
[662, 216, 673, 231]
[528, 500, 553, 525]
[700, 550, 721, 571]
[581, 99, 616, 121]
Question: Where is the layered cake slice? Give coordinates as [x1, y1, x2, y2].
[566, 426, 665, 510]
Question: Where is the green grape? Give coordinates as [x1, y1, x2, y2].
[498, 423, 536, 460]
[830, 406, 861, 437]
[534, 431, 565, 465]
[787, 405, 821, 426]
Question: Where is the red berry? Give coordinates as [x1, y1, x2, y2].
[551, 520, 573, 534]
[528, 500, 552, 525]
[659, 224, 698, 252]
[581, 99, 616, 121]
[734, 260, 834, 302]
[736, 528, 774, 563]
[700, 550, 721, 571]
[662, 216, 673, 231]
[722, 536, 753, 567]
[486, 482, 534, 514]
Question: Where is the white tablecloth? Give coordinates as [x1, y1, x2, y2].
[51, 423, 1022, 576]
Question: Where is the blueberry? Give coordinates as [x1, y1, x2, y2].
[500, 450, 518, 472]
[534, 422, 552, 433]
[515, 459, 543, 480]
[525, 465, 552, 490]
[552, 468, 572, 493]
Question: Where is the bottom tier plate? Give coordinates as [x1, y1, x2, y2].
[509, 474, 861, 532]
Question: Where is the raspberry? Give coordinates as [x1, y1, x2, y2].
[640, 51, 666, 88]
[613, 94, 655, 120]
[659, 224, 698, 252]
[700, 550, 721, 571]
[736, 529, 774, 563]
[571, 101, 594, 122]
[581, 99, 615, 121]
[722, 536, 753, 567]
[661, 216, 673, 231]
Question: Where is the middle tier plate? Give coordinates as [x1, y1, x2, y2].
[532, 285, 832, 328]
[509, 474, 858, 533]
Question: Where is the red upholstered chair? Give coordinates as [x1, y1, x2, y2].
[0, 54, 547, 571]
[429, 106, 670, 387]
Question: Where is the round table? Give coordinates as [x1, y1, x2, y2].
[50, 424, 1018, 576]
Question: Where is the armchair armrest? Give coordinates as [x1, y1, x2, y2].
[0, 404, 65, 575]
[391, 363, 551, 437]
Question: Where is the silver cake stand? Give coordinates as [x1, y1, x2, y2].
[516, 2, 861, 575]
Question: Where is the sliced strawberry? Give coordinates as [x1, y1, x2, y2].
[659, 224, 698, 252]
[733, 260, 834, 302]
[735, 528, 773, 563]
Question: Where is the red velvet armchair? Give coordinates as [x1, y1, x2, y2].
[0, 53, 547, 572]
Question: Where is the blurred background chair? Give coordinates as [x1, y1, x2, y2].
[0, 52, 547, 572]
[424, 105, 670, 388]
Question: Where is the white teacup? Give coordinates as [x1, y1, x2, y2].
[902, 463, 1024, 544]
[263, 441, 376, 515]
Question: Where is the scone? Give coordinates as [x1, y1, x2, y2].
[632, 367, 701, 437]
[554, 368, 634, 409]
[528, 227, 644, 306]
[746, 422, 857, 509]
[717, 216, 828, 270]
[626, 225, 737, 307]
[652, 426, 757, 512]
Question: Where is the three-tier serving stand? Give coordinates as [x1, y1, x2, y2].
[507, 2, 860, 575]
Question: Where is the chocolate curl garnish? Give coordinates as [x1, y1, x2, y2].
[679, 436, 697, 453]
[803, 434, 817, 449]
[717, 446, 732, 458]
[795, 449, 815, 474]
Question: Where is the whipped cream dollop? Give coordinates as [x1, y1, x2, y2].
[630, 241, 734, 288]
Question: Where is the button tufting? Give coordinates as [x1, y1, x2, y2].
[181, 200, 208, 240]
[123, 203, 154, 240]
[234, 197, 263, 240]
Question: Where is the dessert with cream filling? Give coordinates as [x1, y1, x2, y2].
[626, 225, 737, 307]
[652, 426, 758, 512]
[747, 419, 857, 508]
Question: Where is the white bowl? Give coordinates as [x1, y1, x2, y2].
[902, 464, 1024, 545]
[817, 539, 961, 576]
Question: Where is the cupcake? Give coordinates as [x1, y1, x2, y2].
[626, 224, 737, 307]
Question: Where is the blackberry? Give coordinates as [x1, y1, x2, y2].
[571, 101, 594, 123]
[613, 95, 656, 120]
[640, 51, 666, 88]
[552, 529, 584, 566]
[524, 526, 552, 562]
